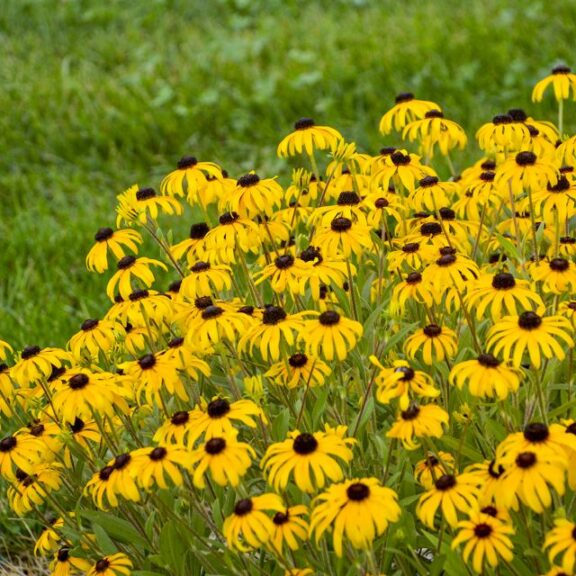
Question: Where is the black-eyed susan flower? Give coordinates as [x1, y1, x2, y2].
[301, 310, 363, 361]
[476, 114, 530, 152]
[116, 185, 182, 227]
[312, 216, 372, 258]
[180, 261, 232, 299]
[186, 304, 251, 349]
[309, 477, 401, 557]
[451, 510, 514, 574]
[465, 271, 544, 321]
[34, 517, 64, 557]
[370, 357, 439, 409]
[486, 311, 573, 369]
[0, 434, 44, 481]
[160, 155, 222, 201]
[170, 222, 210, 264]
[360, 190, 404, 228]
[299, 245, 350, 301]
[404, 323, 458, 365]
[0, 339, 12, 361]
[389, 271, 436, 315]
[309, 190, 368, 228]
[533, 175, 576, 226]
[189, 432, 255, 488]
[84, 468, 121, 510]
[268, 505, 309, 554]
[449, 353, 522, 400]
[121, 323, 149, 356]
[371, 150, 433, 194]
[203, 211, 260, 264]
[220, 172, 283, 219]
[543, 519, 576, 574]
[409, 175, 460, 211]
[415, 451, 456, 490]
[277, 118, 342, 157]
[387, 242, 435, 272]
[261, 425, 355, 493]
[86, 227, 142, 273]
[86, 553, 133, 576]
[557, 135, 576, 165]
[49, 548, 91, 576]
[112, 289, 174, 327]
[422, 246, 479, 291]
[11, 346, 71, 388]
[68, 319, 124, 361]
[238, 306, 306, 361]
[8, 464, 63, 515]
[106, 256, 167, 301]
[379, 92, 440, 135]
[19, 419, 64, 460]
[65, 417, 101, 454]
[532, 64, 576, 102]
[560, 301, 576, 329]
[416, 472, 480, 528]
[265, 352, 331, 389]
[254, 254, 313, 295]
[403, 110, 467, 158]
[130, 445, 193, 490]
[223, 493, 285, 552]
[531, 258, 576, 294]
[386, 403, 449, 450]
[496, 150, 559, 195]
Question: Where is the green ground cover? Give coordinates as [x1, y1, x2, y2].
[0, 0, 574, 348]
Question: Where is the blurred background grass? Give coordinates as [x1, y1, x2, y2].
[1, 0, 574, 349]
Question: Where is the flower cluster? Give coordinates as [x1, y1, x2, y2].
[1, 65, 576, 575]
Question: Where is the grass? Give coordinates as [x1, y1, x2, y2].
[0, 0, 574, 348]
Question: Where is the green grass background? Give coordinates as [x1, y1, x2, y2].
[1, 0, 574, 349]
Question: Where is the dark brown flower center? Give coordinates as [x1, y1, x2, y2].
[190, 222, 210, 239]
[395, 92, 414, 103]
[477, 353, 501, 368]
[138, 354, 156, 370]
[69, 373, 89, 390]
[492, 114, 513, 125]
[492, 272, 516, 289]
[289, 353, 308, 368]
[136, 187, 156, 201]
[94, 227, 114, 242]
[550, 258, 570, 272]
[191, 261, 210, 273]
[395, 366, 415, 381]
[69, 417, 85, 434]
[262, 306, 287, 325]
[149, 447, 167, 461]
[99, 466, 114, 481]
[391, 151, 410, 166]
[275, 255, 294, 269]
[273, 511, 289, 525]
[516, 451, 536, 469]
[300, 245, 322, 263]
[195, 296, 213, 309]
[207, 398, 231, 418]
[435, 474, 456, 490]
[117, 255, 136, 269]
[488, 459, 504, 478]
[553, 64, 571, 74]
[29, 423, 45, 437]
[481, 505, 498, 517]
[436, 253, 456, 266]
[439, 207, 455, 220]
[406, 271, 422, 284]
[237, 173, 260, 187]
[319, 311, 340, 326]
[523, 423, 549, 442]
[57, 548, 70, 562]
[114, 453, 131, 470]
[234, 498, 253, 516]
[330, 217, 352, 232]
[508, 108, 527, 122]
[337, 191, 361, 206]
[480, 171, 496, 182]
[474, 523, 493, 538]
[375, 197, 389, 209]
[515, 151, 537, 166]
[205, 437, 226, 455]
[481, 159, 497, 170]
[178, 156, 198, 169]
[81, 319, 99, 331]
[202, 305, 224, 319]
[95, 559, 111, 573]
[294, 117, 315, 130]
[401, 405, 420, 420]
[425, 110, 444, 119]
[293, 433, 318, 455]
[518, 311, 542, 330]
[346, 482, 370, 501]
[419, 175, 439, 187]
[420, 222, 442, 236]
[423, 324, 442, 337]
[21, 345, 41, 360]
[219, 212, 239, 225]
[0, 436, 17, 452]
[168, 337, 184, 349]
[238, 305, 255, 315]
[171, 411, 190, 425]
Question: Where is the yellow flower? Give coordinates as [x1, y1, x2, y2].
[116, 185, 182, 226]
[403, 110, 467, 157]
[404, 323, 458, 365]
[11, 346, 71, 388]
[309, 477, 401, 557]
[386, 403, 449, 449]
[34, 517, 64, 556]
[496, 150, 559, 196]
[68, 318, 124, 361]
[531, 257, 576, 294]
[160, 155, 223, 202]
[170, 222, 210, 264]
[130, 445, 193, 490]
[265, 352, 331, 389]
[86, 553, 133, 576]
[86, 227, 142, 273]
[185, 304, 251, 349]
[298, 246, 351, 301]
[0, 434, 45, 482]
[421, 247, 479, 292]
[254, 254, 313, 295]
[409, 175, 460, 211]
[268, 505, 309, 554]
[415, 452, 456, 490]
[379, 92, 440, 135]
[261, 425, 355, 493]
[106, 256, 167, 301]
[8, 463, 63, 515]
[49, 548, 91, 576]
[220, 172, 284, 218]
[312, 216, 372, 258]
[180, 261, 232, 299]
[277, 118, 342, 157]
[371, 150, 433, 193]
[532, 64, 576, 102]
[543, 519, 576, 574]
[476, 114, 530, 152]
[389, 271, 437, 316]
[387, 241, 435, 272]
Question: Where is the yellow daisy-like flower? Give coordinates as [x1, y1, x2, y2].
[451, 510, 515, 574]
[404, 323, 458, 365]
[223, 493, 285, 552]
[414, 451, 456, 490]
[130, 445, 193, 490]
[268, 505, 309, 554]
[86, 227, 142, 273]
[180, 261, 232, 299]
[387, 241, 436, 272]
[370, 357, 439, 410]
[261, 425, 355, 493]
[185, 304, 251, 349]
[421, 246, 479, 292]
[486, 311, 574, 369]
[386, 403, 449, 450]
[298, 246, 351, 301]
[49, 548, 91, 576]
[34, 517, 64, 557]
[301, 310, 363, 361]
[11, 346, 71, 388]
[531, 257, 576, 294]
[408, 175, 460, 212]
[532, 175, 576, 226]
[309, 477, 401, 557]
[190, 432, 255, 488]
[544, 519, 576, 574]
[265, 352, 331, 389]
[449, 353, 522, 400]
[220, 172, 284, 219]
[86, 553, 133, 576]
[371, 150, 433, 194]
[106, 255, 167, 301]
[170, 222, 210, 264]
[403, 109, 467, 157]
[277, 118, 342, 157]
[238, 306, 306, 362]
[532, 64, 576, 102]
[465, 271, 544, 321]
[160, 155, 223, 201]
[254, 254, 313, 295]
[116, 185, 182, 227]
[496, 150, 559, 196]
[416, 472, 481, 528]
[379, 92, 441, 135]
[8, 463, 63, 515]
[68, 318, 124, 361]
[0, 434, 44, 482]
[389, 271, 437, 316]
[476, 114, 530, 152]
[312, 216, 372, 258]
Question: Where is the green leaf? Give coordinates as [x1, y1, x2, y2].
[78, 511, 150, 551]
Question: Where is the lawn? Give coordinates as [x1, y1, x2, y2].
[0, 0, 574, 348]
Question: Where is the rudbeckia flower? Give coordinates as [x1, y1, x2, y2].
[186, 304, 251, 349]
[11, 346, 71, 388]
[422, 246, 479, 291]
[8, 464, 63, 515]
[86, 227, 142, 274]
[415, 451, 456, 490]
[268, 505, 309, 554]
[531, 257, 576, 294]
[416, 472, 481, 528]
[532, 175, 576, 226]
[543, 519, 576, 574]
[130, 445, 193, 490]
[189, 432, 255, 488]
[404, 323, 458, 365]
[265, 352, 331, 389]
[476, 114, 530, 152]
[106, 256, 167, 301]
[389, 271, 437, 315]
[170, 222, 210, 264]
[386, 403, 449, 449]
[496, 150, 559, 196]
[371, 150, 433, 194]
[277, 118, 343, 157]
[254, 254, 313, 295]
[220, 172, 283, 219]
[180, 261, 232, 299]
[532, 64, 576, 102]
[223, 493, 285, 552]
[557, 134, 576, 165]
[298, 245, 351, 301]
[160, 155, 223, 201]
[403, 110, 467, 157]
[379, 92, 440, 135]
[451, 509, 515, 574]
[360, 190, 404, 228]
[107, 289, 174, 327]
[0, 434, 44, 483]
[449, 353, 522, 400]
[68, 319, 125, 361]
[486, 311, 573, 368]
[34, 517, 64, 557]
[409, 175, 460, 212]
[312, 216, 372, 258]
[49, 548, 91, 576]
[387, 241, 435, 272]
[309, 191, 368, 227]
[301, 310, 363, 361]
[370, 357, 439, 409]
[86, 553, 133, 576]
[309, 477, 401, 557]
[116, 185, 182, 227]
[261, 425, 355, 493]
